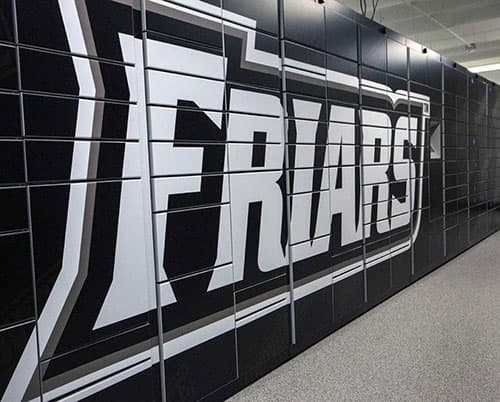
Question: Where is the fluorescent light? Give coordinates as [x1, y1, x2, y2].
[469, 63, 500, 73]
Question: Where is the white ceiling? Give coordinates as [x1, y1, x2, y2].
[334, 0, 500, 83]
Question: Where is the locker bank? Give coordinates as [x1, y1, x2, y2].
[0, 1, 499, 401]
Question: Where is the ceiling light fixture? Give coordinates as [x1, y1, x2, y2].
[469, 63, 500, 73]
[465, 43, 477, 53]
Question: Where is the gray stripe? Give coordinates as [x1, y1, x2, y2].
[163, 307, 234, 342]
[146, 0, 222, 36]
[235, 285, 290, 314]
[77, 0, 105, 98]
[224, 24, 280, 77]
[285, 69, 327, 89]
[365, 236, 409, 261]
[42, 334, 154, 394]
[40, 0, 105, 373]
[294, 267, 335, 289]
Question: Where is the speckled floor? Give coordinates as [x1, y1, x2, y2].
[228, 231, 500, 402]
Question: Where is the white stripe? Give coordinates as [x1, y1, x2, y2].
[74, 100, 95, 138]
[54, 360, 151, 402]
[228, 23, 281, 71]
[70, 141, 92, 180]
[333, 265, 364, 283]
[366, 250, 392, 267]
[148, 0, 221, 22]
[121, 143, 141, 178]
[361, 78, 389, 92]
[410, 92, 431, 101]
[327, 70, 359, 89]
[236, 298, 289, 327]
[236, 292, 290, 320]
[125, 105, 138, 140]
[162, 0, 222, 17]
[163, 316, 235, 359]
[147, 40, 226, 80]
[72, 54, 97, 98]
[285, 58, 325, 75]
[284, 66, 325, 81]
[294, 274, 333, 300]
[361, 82, 407, 104]
[222, 9, 257, 29]
[43, 351, 152, 401]
[331, 261, 364, 279]
[58, 1, 88, 55]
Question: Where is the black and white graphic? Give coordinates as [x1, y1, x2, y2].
[0, 0, 499, 401]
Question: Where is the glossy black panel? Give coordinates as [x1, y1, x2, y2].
[427, 53, 442, 89]
[295, 286, 334, 350]
[0, 141, 24, 185]
[387, 39, 407, 78]
[284, 40, 326, 69]
[0, 323, 39, 399]
[82, 368, 161, 402]
[23, 94, 75, 137]
[16, 1, 71, 52]
[444, 65, 467, 96]
[0, 1, 14, 43]
[334, 270, 365, 326]
[410, 48, 427, 85]
[79, 0, 135, 61]
[24, 95, 132, 139]
[223, 0, 279, 36]
[146, 8, 222, 49]
[21, 49, 130, 101]
[391, 248, 412, 291]
[327, 54, 359, 104]
[325, 7, 357, 61]
[360, 25, 386, 71]
[26, 141, 74, 182]
[0, 45, 17, 90]
[237, 306, 290, 384]
[30, 180, 140, 352]
[161, 205, 227, 279]
[326, 55, 358, 77]
[162, 270, 234, 331]
[283, 0, 326, 50]
[165, 332, 237, 402]
[367, 259, 391, 305]
[20, 48, 79, 95]
[30, 183, 69, 312]
[292, 251, 333, 282]
[160, 266, 237, 400]
[40, 325, 152, 388]
[17, 0, 134, 60]
[0, 187, 28, 233]
[0, 233, 34, 329]
[26, 140, 129, 183]
[0, 94, 20, 136]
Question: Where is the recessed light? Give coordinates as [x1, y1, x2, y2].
[465, 43, 477, 53]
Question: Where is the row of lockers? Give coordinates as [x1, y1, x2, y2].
[1, 1, 500, 401]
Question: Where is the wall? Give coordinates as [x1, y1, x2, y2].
[0, 0, 499, 401]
